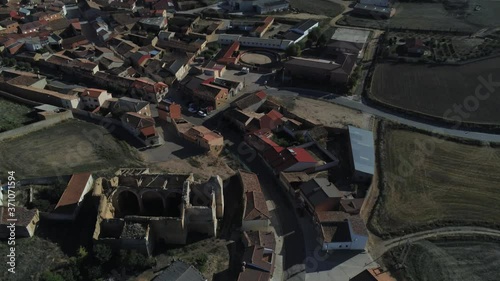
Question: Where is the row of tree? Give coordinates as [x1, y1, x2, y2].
[285, 27, 328, 57]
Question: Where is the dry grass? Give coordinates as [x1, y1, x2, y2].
[369, 125, 500, 236]
[274, 96, 373, 129]
[0, 119, 143, 179]
[384, 239, 500, 281]
[153, 154, 235, 181]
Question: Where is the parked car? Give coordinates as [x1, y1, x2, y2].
[188, 106, 198, 113]
[162, 98, 173, 103]
[241, 67, 250, 74]
[197, 110, 207, 117]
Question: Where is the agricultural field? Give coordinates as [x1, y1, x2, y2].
[389, 2, 500, 32]
[289, 0, 344, 17]
[383, 239, 500, 281]
[0, 119, 143, 180]
[369, 57, 500, 126]
[369, 124, 500, 236]
[0, 98, 36, 132]
[339, 1, 500, 32]
[381, 31, 500, 63]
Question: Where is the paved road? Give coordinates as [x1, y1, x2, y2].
[265, 87, 500, 142]
[219, 127, 306, 272]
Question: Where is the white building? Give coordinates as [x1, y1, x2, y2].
[218, 34, 293, 50]
[320, 215, 368, 251]
[80, 88, 113, 109]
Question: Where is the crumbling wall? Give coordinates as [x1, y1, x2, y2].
[185, 206, 217, 237]
[150, 218, 187, 245]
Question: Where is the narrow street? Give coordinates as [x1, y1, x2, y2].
[219, 126, 307, 273]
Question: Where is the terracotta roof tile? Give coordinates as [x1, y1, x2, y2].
[55, 173, 92, 210]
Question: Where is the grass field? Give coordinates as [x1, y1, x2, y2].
[369, 58, 500, 126]
[384, 239, 500, 281]
[0, 98, 35, 132]
[0, 119, 143, 180]
[369, 125, 500, 236]
[289, 0, 344, 17]
[0, 236, 68, 281]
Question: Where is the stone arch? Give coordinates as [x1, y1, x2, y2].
[114, 189, 141, 217]
[165, 190, 183, 217]
[141, 190, 166, 216]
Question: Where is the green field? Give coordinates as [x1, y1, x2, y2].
[289, 0, 344, 17]
[0, 119, 143, 179]
[369, 124, 500, 236]
[0, 98, 35, 132]
[384, 239, 500, 281]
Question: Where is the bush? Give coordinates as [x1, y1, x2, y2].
[40, 271, 65, 281]
[285, 44, 301, 57]
[119, 250, 154, 272]
[93, 244, 113, 264]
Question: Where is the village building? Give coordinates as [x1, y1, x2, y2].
[121, 112, 159, 146]
[0, 207, 39, 239]
[284, 54, 357, 84]
[48, 173, 94, 220]
[153, 261, 207, 281]
[94, 171, 224, 254]
[239, 170, 271, 231]
[80, 88, 113, 109]
[348, 126, 375, 184]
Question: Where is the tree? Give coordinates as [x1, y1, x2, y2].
[285, 44, 301, 57]
[40, 271, 65, 281]
[317, 34, 327, 47]
[307, 27, 321, 42]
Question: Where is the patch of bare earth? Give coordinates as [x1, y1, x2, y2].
[276, 96, 374, 129]
[152, 154, 235, 181]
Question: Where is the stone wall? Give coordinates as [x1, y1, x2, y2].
[0, 110, 73, 141]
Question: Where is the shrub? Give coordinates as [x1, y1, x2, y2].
[40, 271, 64, 281]
[93, 244, 113, 264]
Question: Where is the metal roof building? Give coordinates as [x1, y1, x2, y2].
[348, 126, 375, 176]
[153, 261, 206, 281]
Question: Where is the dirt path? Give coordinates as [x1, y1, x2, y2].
[369, 226, 500, 261]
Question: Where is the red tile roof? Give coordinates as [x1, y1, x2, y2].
[265, 109, 283, 121]
[55, 173, 92, 210]
[238, 170, 262, 193]
[291, 147, 316, 163]
[259, 135, 284, 153]
[255, 90, 267, 100]
[82, 88, 106, 98]
[244, 191, 270, 221]
[140, 126, 157, 137]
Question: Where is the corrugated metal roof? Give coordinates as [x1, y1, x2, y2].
[348, 126, 375, 175]
[154, 261, 206, 281]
